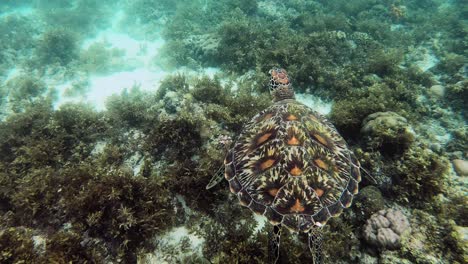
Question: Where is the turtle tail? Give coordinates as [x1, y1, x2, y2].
[308, 227, 324, 264]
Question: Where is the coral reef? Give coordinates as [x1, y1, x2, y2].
[361, 111, 415, 155]
[0, 0, 466, 263]
[330, 78, 421, 138]
[363, 209, 411, 250]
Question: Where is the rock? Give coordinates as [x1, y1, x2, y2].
[354, 186, 385, 221]
[361, 112, 415, 155]
[363, 209, 411, 250]
[452, 159, 468, 176]
[361, 112, 408, 133]
[429, 84, 445, 97]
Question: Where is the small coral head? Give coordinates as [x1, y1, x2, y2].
[269, 68, 295, 102]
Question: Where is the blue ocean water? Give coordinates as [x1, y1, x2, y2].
[0, 0, 466, 263]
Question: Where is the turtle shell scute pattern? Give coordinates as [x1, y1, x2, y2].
[225, 101, 361, 232]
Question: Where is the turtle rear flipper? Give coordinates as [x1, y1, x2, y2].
[309, 227, 324, 264]
[268, 224, 282, 264]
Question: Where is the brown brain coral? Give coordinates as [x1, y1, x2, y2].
[363, 209, 411, 250]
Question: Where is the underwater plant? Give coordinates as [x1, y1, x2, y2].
[0, 14, 37, 57]
[35, 28, 79, 67]
[0, 227, 38, 263]
[388, 145, 449, 206]
[79, 42, 127, 74]
[37, 0, 113, 36]
[5, 74, 47, 113]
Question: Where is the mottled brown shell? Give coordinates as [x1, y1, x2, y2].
[225, 100, 361, 232]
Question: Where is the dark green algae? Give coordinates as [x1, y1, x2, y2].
[0, 0, 466, 263]
[0, 74, 273, 263]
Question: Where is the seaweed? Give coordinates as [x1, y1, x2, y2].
[400, 209, 463, 263]
[0, 99, 55, 167]
[0, 227, 38, 263]
[37, 0, 112, 36]
[43, 230, 104, 263]
[34, 28, 79, 67]
[388, 145, 449, 206]
[156, 74, 189, 100]
[62, 165, 175, 262]
[106, 87, 159, 129]
[5, 74, 47, 113]
[0, 14, 37, 59]
[193, 196, 266, 263]
[124, 0, 178, 22]
[5, 162, 176, 262]
[0, 93, 178, 261]
[322, 218, 360, 261]
[214, 12, 266, 72]
[435, 52, 466, 77]
[143, 111, 204, 159]
[446, 221, 468, 263]
[330, 81, 415, 138]
[79, 42, 127, 74]
[0, 100, 106, 172]
[191, 76, 230, 105]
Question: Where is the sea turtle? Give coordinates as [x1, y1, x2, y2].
[207, 68, 361, 263]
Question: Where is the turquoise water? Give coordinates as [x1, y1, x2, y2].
[0, 1, 466, 263]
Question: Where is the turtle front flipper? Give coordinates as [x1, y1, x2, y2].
[268, 224, 282, 264]
[308, 227, 324, 264]
[206, 165, 225, 189]
[207, 149, 236, 189]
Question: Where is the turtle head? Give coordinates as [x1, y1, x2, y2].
[269, 68, 295, 102]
